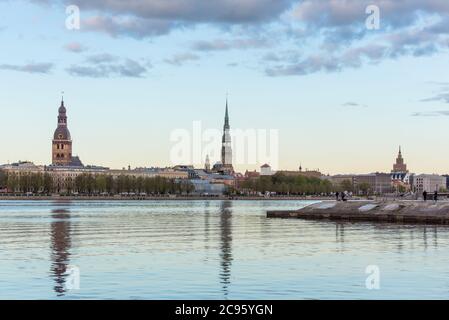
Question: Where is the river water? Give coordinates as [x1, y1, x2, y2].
[0, 200, 448, 299]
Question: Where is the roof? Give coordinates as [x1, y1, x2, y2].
[53, 126, 71, 140]
[69, 156, 84, 167]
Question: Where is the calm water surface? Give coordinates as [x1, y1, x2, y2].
[1, 200, 449, 299]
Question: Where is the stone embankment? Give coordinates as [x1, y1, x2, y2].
[267, 200, 449, 224]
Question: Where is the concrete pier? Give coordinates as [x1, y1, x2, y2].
[267, 201, 449, 224]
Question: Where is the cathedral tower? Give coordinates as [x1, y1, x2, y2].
[52, 98, 73, 166]
[392, 146, 408, 173]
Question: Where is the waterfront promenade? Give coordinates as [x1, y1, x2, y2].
[267, 200, 449, 224]
[0, 194, 335, 201]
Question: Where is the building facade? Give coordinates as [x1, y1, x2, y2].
[444, 175, 449, 190]
[355, 173, 393, 194]
[328, 173, 393, 194]
[260, 164, 274, 176]
[413, 174, 447, 193]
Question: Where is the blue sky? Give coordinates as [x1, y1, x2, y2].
[0, 0, 448, 174]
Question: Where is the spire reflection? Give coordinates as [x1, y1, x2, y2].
[219, 200, 233, 298]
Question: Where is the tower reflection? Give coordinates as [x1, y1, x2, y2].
[219, 200, 233, 298]
[50, 201, 72, 296]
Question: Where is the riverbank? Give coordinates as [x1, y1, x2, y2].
[0, 195, 335, 201]
[267, 200, 449, 224]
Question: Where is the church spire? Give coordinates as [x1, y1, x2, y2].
[221, 95, 233, 173]
[224, 96, 230, 130]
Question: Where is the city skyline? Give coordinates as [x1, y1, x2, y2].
[0, 95, 446, 176]
[1, 1, 448, 174]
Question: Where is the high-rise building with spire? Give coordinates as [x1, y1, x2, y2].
[392, 146, 408, 173]
[220, 98, 233, 173]
[205, 154, 211, 172]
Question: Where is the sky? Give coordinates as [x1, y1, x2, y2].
[0, 0, 448, 174]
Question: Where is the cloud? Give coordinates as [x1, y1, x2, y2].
[85, 53, 118, 63]
[0, 62, 53, 74]
[292, 0, 449, 30]
[63, 42, 88, 53]
[25, 0, 449, 76]
[422, 93, 449, 104]
[71, 0, 294, 24]
[66, 56, 149, 78]
[264, 0, 449, 76]
[32, 0, 295, 38]
[164, 53, 199, 66]
[421, 83, 449, 104]
[83, 15, 177, 38]
[192, 38, 271, 51]
[341, 102, 367, 108]
[266, 19, 449, 76]
[411, 110, 449, 117]
[266, 54, 341, 76]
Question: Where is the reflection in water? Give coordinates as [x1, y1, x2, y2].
[423, 227, 428, 250]
[335, 223, 345, 243]
[3, 200, 449, 299]
[50, 201, 72, 296]
[219, 201, 233, 298]
[204, 201, 211, 251]
[433, 227, 438, 248]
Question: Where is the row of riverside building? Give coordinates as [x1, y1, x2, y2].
[1, 98, 448, 196]
[245, 147, 449, 195]
[0, 98, 236, 195]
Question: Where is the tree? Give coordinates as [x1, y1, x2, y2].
[30, 173, 43, 193]
[0, 170, 7, 189]
[75, 174, 87, 193]
[7, 173, 18, 193]
[238, 172, 333, 196]
[358, 182, 371, 196]
[43, 173, 54, 194]
[397, 185, 406, 194]
[95, 175, 107, 193]
[340, 179, 354, 193]
[105, 175, 114, 194]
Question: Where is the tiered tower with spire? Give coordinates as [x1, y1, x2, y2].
[392, 146, 408, 173]
[52, 97, 73, 166]
[205, 155, 211, 172]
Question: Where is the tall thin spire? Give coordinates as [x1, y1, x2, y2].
[221, 95, 233, 171]
[224, 95, 230, 129]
